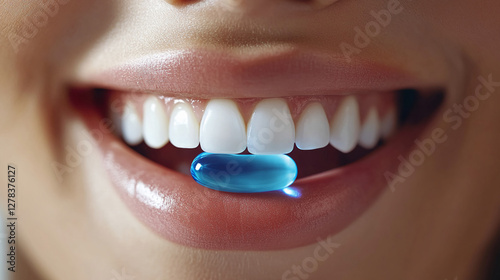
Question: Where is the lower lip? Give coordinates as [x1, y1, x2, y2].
[78, 98, 426, 251]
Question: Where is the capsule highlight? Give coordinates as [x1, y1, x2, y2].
[190, 153, 298, 193]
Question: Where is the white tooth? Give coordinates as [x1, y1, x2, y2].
[143, 97, 169, 149]
[122, 102, 143, 146]
[169, 102, 199, 149]
[200, 99, 246, 153]
[295, 102, 330, 150]
[247, 98, 295, 154]
[380, 108, 397, 139]
[358, 107, 380, 149]
[329, 96, 360, 153]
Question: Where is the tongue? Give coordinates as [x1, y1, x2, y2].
[289, 145, 374, 178]
[133, 144, 203, 176]
[133, 143, 377, 179]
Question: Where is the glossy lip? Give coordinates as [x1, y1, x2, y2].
[76, 49, 436, 250]
[82, 48, 431, 98]
[79, 101, 427, 250]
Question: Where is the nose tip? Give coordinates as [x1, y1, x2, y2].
[164, 0, 341, 13]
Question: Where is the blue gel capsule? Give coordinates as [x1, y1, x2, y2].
[191, 153, 298, 193]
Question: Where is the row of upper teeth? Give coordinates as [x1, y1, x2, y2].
[115, 96, 396, 154]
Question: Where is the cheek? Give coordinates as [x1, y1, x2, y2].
[412, 1, 500, 52]
[0, 0, 117, 101]
[1, 1, 114, 67]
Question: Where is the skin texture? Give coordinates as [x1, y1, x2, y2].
[1, 0, 500, 279]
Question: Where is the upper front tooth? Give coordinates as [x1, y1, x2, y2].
[122, 101, 143, 146]
[169, 102, 200, 149]
[143, 96, 169, 149]
[358, 107, 380, 149]
[295, 102, 330, 150]
[200, 99, 246, 154]
[329, 96, 360, 153]
[247, 98, 295, 154]
[380, 107, 396, 139]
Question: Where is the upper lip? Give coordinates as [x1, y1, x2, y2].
[82, 47, 430, 98]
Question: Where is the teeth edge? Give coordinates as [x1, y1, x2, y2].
[200, 99, 247, 154]
[169, 102, 200, 149]
[358, 107, 380, 149]
[329, 96, 360, 153]
[295, 102, 330, 150]
[121, 102, 143, 146]
[142, 97, 170, 149]
[118, 96, 395, 154]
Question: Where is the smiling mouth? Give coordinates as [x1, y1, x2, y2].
[71, 48, 444, 250]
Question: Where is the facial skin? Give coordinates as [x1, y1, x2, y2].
[1, 0, 500, 279]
